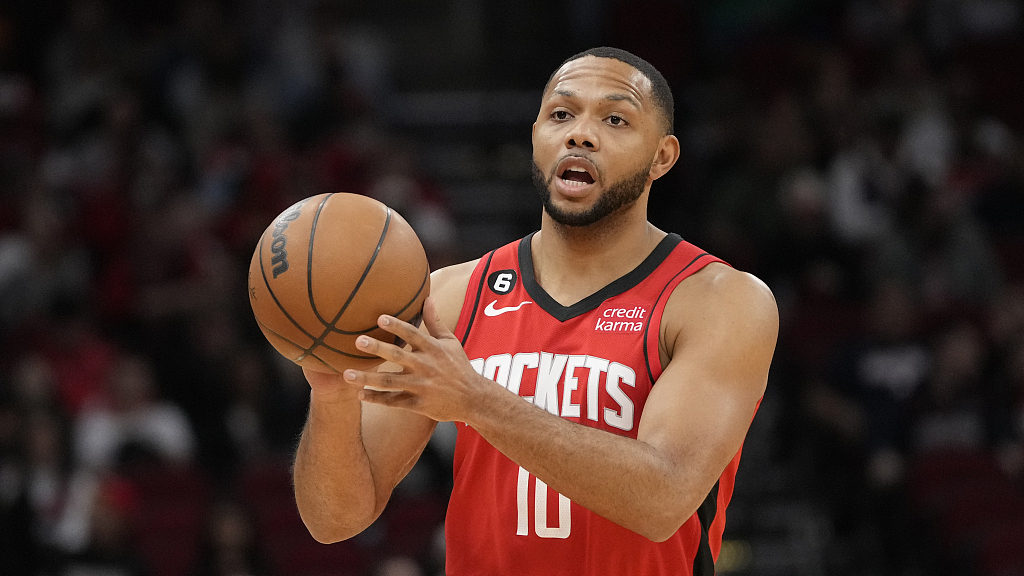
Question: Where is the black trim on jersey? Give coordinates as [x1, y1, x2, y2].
[518, 232, 684, 322]
[641, 252, 710, 384]
[693, 481, 720, 576]
[460, 250, 496, 345]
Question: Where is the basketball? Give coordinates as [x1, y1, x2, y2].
[247, 193, 431, 373]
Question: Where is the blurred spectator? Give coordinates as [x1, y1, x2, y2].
[9, 352, 61, 413]
[195, 500, 269, 576]
[811, 279, 932, 487]
[23, 411, 74, 551]
[825, 110, 907, 247]
[40, 304, 120, 418]
[58, 473, 147, 576]
[910, 321, 991, 453]
[869, 175, 1003, 314]
[990, 333, 1024, 477]
[364, 143, 459, 267]
[0, 397, 41, 575]
[0, 196, 91, 337]
[374, 556, 424, 576]
[74, 353, 195, 471]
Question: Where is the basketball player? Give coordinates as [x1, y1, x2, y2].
[292, 47, 778, 575]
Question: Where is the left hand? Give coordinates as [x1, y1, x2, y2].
[344, 297, 492, 422]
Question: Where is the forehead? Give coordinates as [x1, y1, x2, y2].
[544, 56, 653, 107]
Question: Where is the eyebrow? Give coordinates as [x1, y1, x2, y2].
[552, 89, 642, 110]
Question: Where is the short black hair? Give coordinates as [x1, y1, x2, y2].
[544, 47, 675, 135]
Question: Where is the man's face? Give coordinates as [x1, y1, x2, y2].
[532, 56, 667, 227]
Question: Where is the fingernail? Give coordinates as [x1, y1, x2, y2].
[357, 336, 369, 347]
[380, 316, 390, 326]
[344, 370, 357, 381]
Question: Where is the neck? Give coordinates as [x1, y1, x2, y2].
[531, 199, 666, 306]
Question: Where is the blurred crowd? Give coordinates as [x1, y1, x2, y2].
[0, 0, 1023, 575]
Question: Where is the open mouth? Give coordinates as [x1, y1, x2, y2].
[560, 166, 595, 186]
[554, 154, 599, 190]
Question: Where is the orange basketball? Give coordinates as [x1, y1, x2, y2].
[247, 193, 430, 373]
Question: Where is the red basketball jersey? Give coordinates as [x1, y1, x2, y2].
[445, 232, 749, 576]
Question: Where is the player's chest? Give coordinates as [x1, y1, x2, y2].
[465, 306, 654, 436]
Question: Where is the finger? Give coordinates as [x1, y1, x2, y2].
[376, 314, 432, 351]
[357, 389, 419, 410]
[421, 297, 456, 340]
[343, 367, 407, 391]
[353, 333, 413, 365]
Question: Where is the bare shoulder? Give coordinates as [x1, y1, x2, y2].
[661, 262, 779, 370]
[673, 263, 777, 318]
[428, 259, 480, 332]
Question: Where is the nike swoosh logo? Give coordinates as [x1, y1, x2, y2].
[484, 300, 533, 317]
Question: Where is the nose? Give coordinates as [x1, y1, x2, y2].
[564, 119, 599, 151]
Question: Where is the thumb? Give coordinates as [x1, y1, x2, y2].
[420, 297, 455, 340]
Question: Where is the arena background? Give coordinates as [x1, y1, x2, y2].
[1, 1, 1024, 575]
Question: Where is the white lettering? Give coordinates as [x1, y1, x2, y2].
[599, 307, 646, 320]
[516, 466, 571, 539]
[583, 356, 609, 422]
[594, 318, 644, 332]
[534, 476, 571, 539]
[534, 353, 567, 415]
[604, 362, 636, 431]
[483, 353, 513, 388]
[508, 353, 539, 396]
[516, 467, 530, 536]
[469, 358, 484, 375]
[560, 355, 587, 418]
[473, 352, 637, 431]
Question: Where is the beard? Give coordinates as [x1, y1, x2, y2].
[532, 159, 650, 227]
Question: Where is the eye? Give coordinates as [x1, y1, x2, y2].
[552, 110, 571, 121]
[607, 115, 628, 126]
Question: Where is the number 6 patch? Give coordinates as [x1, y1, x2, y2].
[487, 269, 517, 295]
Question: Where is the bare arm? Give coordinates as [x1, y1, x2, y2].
[352, 264, 778, 541]
[292, 261, 476, 543]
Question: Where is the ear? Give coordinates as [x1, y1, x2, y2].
[648, 134, 680, 182]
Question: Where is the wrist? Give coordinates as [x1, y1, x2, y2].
[461, 377, 519, 430]
[310, 381, 361, 406]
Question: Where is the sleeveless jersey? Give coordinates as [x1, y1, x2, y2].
[445, 232, 747, 576]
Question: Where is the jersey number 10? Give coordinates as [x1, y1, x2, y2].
[516, 467, 571, 538]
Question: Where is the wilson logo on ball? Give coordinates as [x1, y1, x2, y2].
[270, 200, 307, 278]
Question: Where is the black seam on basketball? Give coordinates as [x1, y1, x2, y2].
[258, 233, 323, 344]
[307, 193, 335, 327]
[254, 316, 308, 351]
[325, 266, 430, 335]
[254, 317, 377, 361]
[460, 249, 496, 346]
[642, 253, 709, 384]
[301, 207, 393, 361]
[305, 351, 337, 373]
[301, 350, 337, 373]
